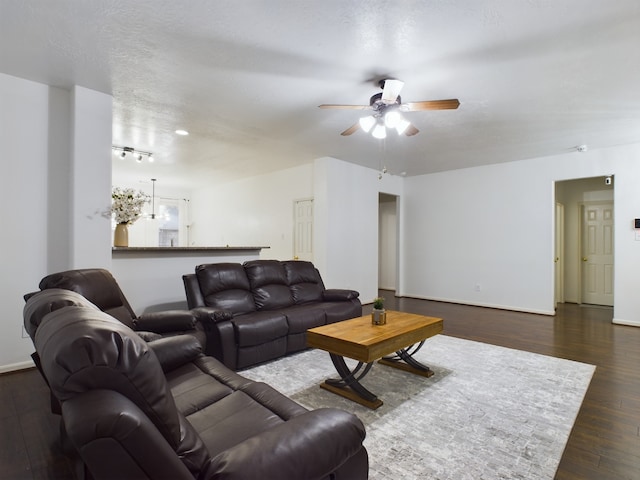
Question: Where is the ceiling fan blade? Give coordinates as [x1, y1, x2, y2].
[318, 104, 370, 110]
[404, 99, 460, 111]
[381, 79, 404, 104]
[340, 123, 361, 136]
[404, 124, 420, 136]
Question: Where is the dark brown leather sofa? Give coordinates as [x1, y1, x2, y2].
[183, 260, 362, 370]
[23, 288, 368, 480]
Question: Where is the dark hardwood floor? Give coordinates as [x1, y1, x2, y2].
[1, 295, 639, 479]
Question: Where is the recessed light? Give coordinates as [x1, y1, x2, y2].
[175, 129, 189, 136]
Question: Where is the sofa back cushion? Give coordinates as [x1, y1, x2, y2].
[282, 261, 325, 304]
[38, 268, 137, 328]
[195, 263, 257, 314]
[23, 288, 94, 340]
[244, 260, 294, 310]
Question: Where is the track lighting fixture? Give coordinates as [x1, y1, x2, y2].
[112, 145, 154, 163]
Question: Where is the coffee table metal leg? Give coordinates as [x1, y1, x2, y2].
[320, 354, 383, 409]
[379, 341, 435, 377]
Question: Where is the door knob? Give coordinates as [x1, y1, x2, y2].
[293, 256, 299, 260]
[554, 257, 559, 263]
[582, 257, 588, 262]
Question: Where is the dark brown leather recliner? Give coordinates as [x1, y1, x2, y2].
[183, 260, 362, 370]
[23, 288, 369, 480]
[37, 268, 206, 347]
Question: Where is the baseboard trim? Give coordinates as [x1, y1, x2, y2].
[0, 359, 35, 374]
[612, 318, 640, 327]
[398, 294, 556, 316]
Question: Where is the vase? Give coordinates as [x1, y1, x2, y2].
[114, 223, 129, 247]
[371, 309, 387, 325]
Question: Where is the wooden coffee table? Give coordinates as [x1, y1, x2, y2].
[306, 311, 443, 409]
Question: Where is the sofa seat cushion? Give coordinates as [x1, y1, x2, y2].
[186, 390, 285, 455]
[166, 363, 235, 416]
[232, 312, 288, 347]
[185, 379, 307, 455]
[283, 305, 326, 334]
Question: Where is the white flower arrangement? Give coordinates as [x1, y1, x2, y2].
[111, 187, 150, 224]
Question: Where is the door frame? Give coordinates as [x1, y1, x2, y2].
[378, 193, 400, 293]
[554, 202, 565, 308]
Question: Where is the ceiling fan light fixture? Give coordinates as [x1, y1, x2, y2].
[359, 116, 376, 133]
[384, 110, 402, 129]
[395, 118, 411, 135]
[372, 124, 387, 139]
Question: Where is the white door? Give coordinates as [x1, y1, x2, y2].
[581, 203, 614, 306]
[293, 199, 313, 261]
[554, 203, 565, 308]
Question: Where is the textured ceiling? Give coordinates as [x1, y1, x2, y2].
[2, 1, 640, 189]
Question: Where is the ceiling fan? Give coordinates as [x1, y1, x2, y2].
[319, 79, 459, 138]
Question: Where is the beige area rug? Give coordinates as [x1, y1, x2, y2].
[242, 335, 595, 480]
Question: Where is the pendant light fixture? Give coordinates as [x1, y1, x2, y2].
[150, 178, 156, 219]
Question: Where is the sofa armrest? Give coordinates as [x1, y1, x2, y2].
[63, 390, 196, 480]
[148, 335, 203, 372]
[204, 408, 366, 480]
[191, 307, 234, 324]
[323, 289, 360, 301]
[134, 310, 196, 333]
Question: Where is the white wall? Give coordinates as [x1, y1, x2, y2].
[1, 74, 51, 371]
[190, 163, 314, 260]
[0, 73, 113, 372]
[313, 157, 404, 303]
[70, 86, 113, 268]
[402, 143, 640, 325]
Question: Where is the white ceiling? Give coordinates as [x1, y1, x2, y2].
[2, 1, 640, 189]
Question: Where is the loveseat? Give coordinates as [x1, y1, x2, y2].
[23, 288, 368, 480]
[183, 260, 362, 370]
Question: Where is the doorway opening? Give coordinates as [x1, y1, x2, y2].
[555, 176, 614, 307]
[378, 193, 399, 294]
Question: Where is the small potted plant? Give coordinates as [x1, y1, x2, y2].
[371, 296, 386, 325]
